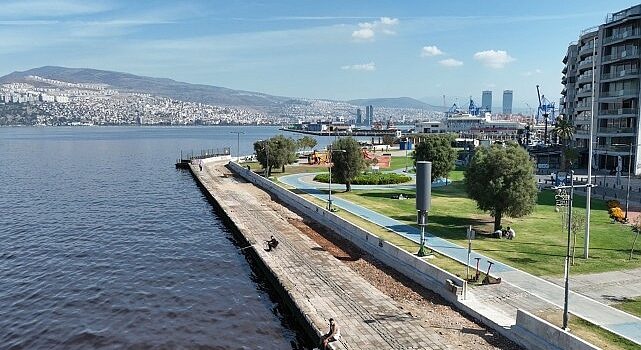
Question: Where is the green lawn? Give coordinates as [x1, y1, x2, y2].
[538, 311, 640, 350]
[388, 155, 414, 171]
[242, 161, 327, 176]
[614, 297, 641, 318]
[333, 171, 641, 276]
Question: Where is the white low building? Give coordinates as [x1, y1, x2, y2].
[415, 112, 524, 140]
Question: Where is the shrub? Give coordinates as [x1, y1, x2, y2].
[606, 200, 621, 209]
[314, 172, 411, 185]
[609, 207, 625, 222]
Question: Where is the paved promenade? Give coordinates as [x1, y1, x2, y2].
[280, 172, 641, 345]
[193, 163, 452, 349]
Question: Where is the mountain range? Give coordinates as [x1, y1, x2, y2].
[0, 66, 443, 111]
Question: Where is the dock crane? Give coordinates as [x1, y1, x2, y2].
[536, 85, 556, 145]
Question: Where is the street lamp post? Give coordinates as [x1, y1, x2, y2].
[327, 147, 346, 212]
[230, 131, 245, 162]
[554, 172, 595, 330]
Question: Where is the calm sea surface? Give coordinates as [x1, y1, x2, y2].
[0, 126, 328, 349]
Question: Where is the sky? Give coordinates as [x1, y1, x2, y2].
[2, 0, 641, 110]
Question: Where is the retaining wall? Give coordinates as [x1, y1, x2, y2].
[512, 310, 599, 350]
[228, 161, 465, 304]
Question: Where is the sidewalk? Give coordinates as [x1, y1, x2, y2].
[280, 173, 641, 345]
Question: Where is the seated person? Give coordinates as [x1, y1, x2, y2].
[493, 227, 503, 238]
[506, 227, 516, 240]
[265, 236, 279, 251]
[319, 318, 341, 350]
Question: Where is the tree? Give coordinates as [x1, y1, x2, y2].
[253, 135, 297, 176]
[570, 213, 585, 265]
[330, 137, 366, 192]
[553, 117, 575, 170]
[297, 136, 317, 152]
[382, 134, 396, 146]
[413, 134, 456, 181]
[465, 143, 538, 231]
[630, 216, 641, 260]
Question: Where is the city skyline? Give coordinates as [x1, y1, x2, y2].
[2, 0, 641, 109]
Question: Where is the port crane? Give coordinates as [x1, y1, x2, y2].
[536, 85, 556, 144]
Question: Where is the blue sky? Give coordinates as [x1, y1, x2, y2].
[1, 0, 640, 109]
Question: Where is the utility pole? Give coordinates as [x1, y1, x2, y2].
[585, 37, 597, 259]
[554, 173, 595, 329]
[230, 131, 245, 162]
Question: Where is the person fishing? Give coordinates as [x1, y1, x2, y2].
[265, 236, 279, 251]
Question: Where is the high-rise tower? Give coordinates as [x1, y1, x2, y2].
[482, 91, 492, 112]
[502, 90, 513, 114]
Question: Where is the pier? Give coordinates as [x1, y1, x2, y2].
[189, 161, 451, 349]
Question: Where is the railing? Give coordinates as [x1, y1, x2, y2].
[599, 108, 639, 115]
[600, 89, 639, 98]
[601, 50, 640, 63]
[577, 75, 594, 83]
[577, 87, 592, 95]
[603, 29, 641, 44]
[606, 6, 641, 24]
[577, 59, 594, 69]
[597, 127, 636, 134]
[581, 25, 599, 35]
[178, 147, 231, 161]
[578, 45, 595, 55]
[601, 69, 639, 80]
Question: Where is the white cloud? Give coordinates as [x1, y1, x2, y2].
[522, 68, 542, 76]
[380, 17, 398, 25]
[341, 62, 376, 71]
[351, 17, 398, 41]
[352, 28, 375, 40]
[1, 0, 111, 18]
[421, 45, 443, 57]
[439, 58, 463, 67]
[473, 50, 515, 69]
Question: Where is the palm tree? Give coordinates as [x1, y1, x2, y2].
[553, 116, 575, 171]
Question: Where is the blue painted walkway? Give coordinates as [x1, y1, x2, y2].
[279, 172, 641, 345]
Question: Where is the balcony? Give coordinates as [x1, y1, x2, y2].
[599, 108, 639, 116]
[578, 45, 596, 57]
[601, 50, 640, 63]
[574, 115, 592, 124]
[599, 89, 639, 99]
[577, 74, 594, 84]
[577, 59, 594, 70]
[562, 65, 568, 74]
[601, 69, 640, 81]
[576, 103, 592, 111]
[597, 127, 636, 134]
[602, 29, 641, 45]
[576, 87, 592, 97]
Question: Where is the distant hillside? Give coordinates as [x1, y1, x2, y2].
[0, 66, 293, 107]
[348, 97, 445, 111]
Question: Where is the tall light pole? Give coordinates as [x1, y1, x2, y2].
[404, 137, 409, 173]
[261, 140, 270, 177]
[585, 36, 597, 259]
[230, 131, 245, 162]
[554, 171, 595, 330]
[327, 147, 346, 212]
